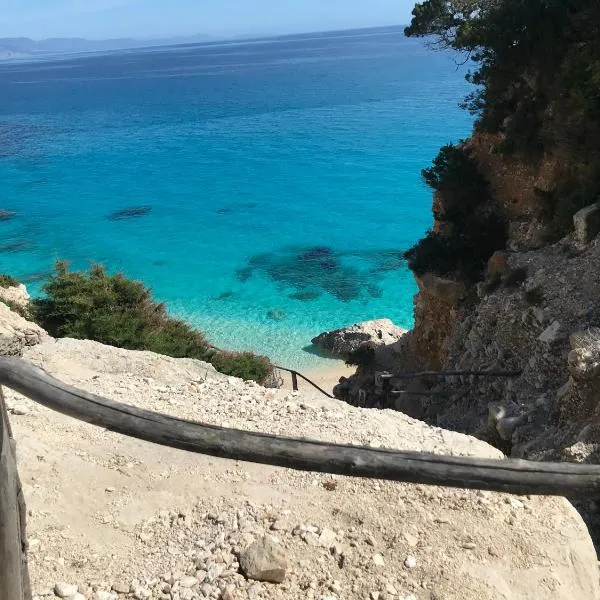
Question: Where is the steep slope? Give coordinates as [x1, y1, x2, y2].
[1, 334, 598, 600]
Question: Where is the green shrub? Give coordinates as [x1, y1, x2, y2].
[405, 214, 507, 281]
[404, 143, 507, 282]
[406, 0, 600, 236]
[423, 144, 489, 218]
[0, 274, 19, 288]
[33, 262, 274, 384]
[0, 298, 30, 319]
[210, 350, 273, 383]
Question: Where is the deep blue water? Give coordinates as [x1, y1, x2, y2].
[0, 26, 472, 368]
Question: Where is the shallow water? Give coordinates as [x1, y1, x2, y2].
[0, 26, 472, 368]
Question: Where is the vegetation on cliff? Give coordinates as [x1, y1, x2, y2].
[0, 274, 19, 288]
[405, 143, 507, 279]
[32, 262, 274, 384]
[406, 0, 600, 260]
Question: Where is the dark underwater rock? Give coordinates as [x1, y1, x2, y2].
[241, 245, 406, 303]
[298, 246, 334, 262]
[107, 205, 152, 220]
[0, 240, 34, 253]
[236, 267, 253, 282]
[267, 309, 286, 321]
[217, 202, 258, 215]
[367, 283, 383, 298]
[288, 290, 321, 301]
[0, 209, 17, 221]
[216, 291, 235, 300]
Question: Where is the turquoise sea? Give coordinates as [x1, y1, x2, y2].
[0, 26, 472, 368]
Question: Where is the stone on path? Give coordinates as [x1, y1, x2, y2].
[239, 536, 287, 584]
[54, 582, 78, 598]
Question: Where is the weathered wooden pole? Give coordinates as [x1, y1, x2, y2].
[2, 356, 600, 497]
[0, 387, 32, 600]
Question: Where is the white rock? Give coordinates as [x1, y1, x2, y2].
[404, 555, 418, 569]
[318, 528, 337, 548]
[179, 576, 198, 588]
[239, 535, 287, 583]
[93, 592, 118, 600]
[311, 318, 406, 356]
[372, 553, 385, 567]
[0, 300, 49, 356]
[0, 284, 30, 307]
[9, 404, 30, 416]
[206, 563, 225, 583]
[54, 583, 78, 598]
[111, 581, 130, 594]
[538, 321, 566, 344]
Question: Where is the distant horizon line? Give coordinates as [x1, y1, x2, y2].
[2, 23, 407, 45]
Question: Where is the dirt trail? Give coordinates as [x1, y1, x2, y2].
[4, 338, 599, 600]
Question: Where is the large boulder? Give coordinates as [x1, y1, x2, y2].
[573, 202, 600, 245]
[311, 318, 407, 357]
[0, 301, 50, 356]
[556, 329, 600, 428]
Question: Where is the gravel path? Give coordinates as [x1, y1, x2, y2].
[4, 338, 599, 600]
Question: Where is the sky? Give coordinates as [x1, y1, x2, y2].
[0, 0, 416, 40]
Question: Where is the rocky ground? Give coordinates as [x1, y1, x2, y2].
[332, 232, 600, 459]
[1, 333, 598, 600]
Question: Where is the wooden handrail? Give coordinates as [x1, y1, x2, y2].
[1, 356, 600, 497]
[0, 388, 32, 600]
[273, 365, 335, 398]
[205, 342, 336, 398]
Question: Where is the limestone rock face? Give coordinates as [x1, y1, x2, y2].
[0, 283, 30, 307]
[410, 273, 469, 370]
[0, 301, 50, 356]
[311, 319, 406, 357]
[417, 273, 468, 306]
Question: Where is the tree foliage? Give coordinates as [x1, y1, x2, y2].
[0, 274, 19, 288]
[406, 0, 600, 236]
[33, 262, 274, 384]
[405, 144, 507, 280]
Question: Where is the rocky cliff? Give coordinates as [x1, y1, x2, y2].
[334, 1, 600, 473]
[334, 141, 600, 454]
